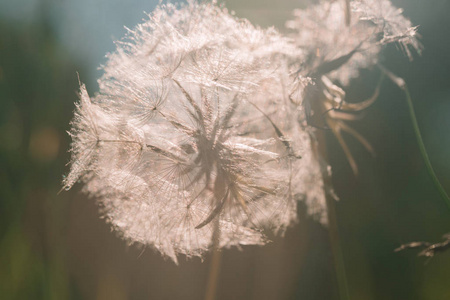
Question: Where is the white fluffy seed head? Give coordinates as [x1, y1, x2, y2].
[286, 0, 421, 86]
[64, 1, 326, 263]
[64, 0, 419, 264]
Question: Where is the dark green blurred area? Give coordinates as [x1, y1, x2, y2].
[0, 0, 449, 299]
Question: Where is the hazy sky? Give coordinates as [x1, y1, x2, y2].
[0, 0, 160, 80]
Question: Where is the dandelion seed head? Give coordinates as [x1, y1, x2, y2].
[64, 1, 319, 262]
[287, 0, 421, 85]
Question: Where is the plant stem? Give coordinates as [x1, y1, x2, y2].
[378, 64, 450, 208]
[313, 130, 350, 300]
[310, 80, 351, 299]
[403, 86, 450, 208]
[204, 219, 222, 300]
[345, 0, 351, 26]
[326, 194, 350, 300]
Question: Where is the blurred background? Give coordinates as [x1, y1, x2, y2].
[1, 0, 449, 299]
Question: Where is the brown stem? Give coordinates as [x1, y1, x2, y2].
[310, 90, 350, 300]
[204, 218, 222, 300]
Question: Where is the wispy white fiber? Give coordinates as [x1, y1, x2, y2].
[64, 0, 419, 263]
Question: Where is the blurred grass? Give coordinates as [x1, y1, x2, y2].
[0, 13, 83, 299]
